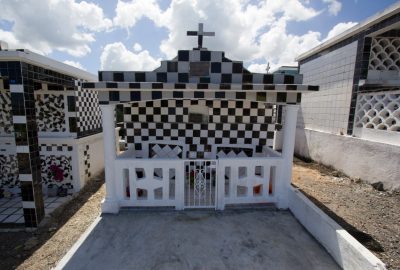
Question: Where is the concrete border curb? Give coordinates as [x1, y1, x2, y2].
[54, 216, 102, 270]
[289, 187, 386, 270]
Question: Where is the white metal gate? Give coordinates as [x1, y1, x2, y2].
[184, 160, 217, 208]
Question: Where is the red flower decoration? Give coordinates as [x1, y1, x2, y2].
[50, 164, 64, 182]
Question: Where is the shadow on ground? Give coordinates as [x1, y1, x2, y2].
[60, 209, 340, 270]
[0, 172, 104, 270]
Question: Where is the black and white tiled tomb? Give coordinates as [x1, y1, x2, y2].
[86, 45, 318, 159]
[0, 50, 102, 227]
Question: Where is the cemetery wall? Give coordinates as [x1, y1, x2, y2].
[298, 41, 358, 134]
[295, 128, 400, 190]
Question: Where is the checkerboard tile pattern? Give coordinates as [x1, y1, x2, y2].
[127, 122, 275, 159]
[39, 144, 73, 152]
[96, 89, 304, 105]
[75, 87, 102, 136]
[123, 98, 276, 158]
[85, 49, 317, 107]
[123, 99, 274, 124]
[98, 50, 303, 85]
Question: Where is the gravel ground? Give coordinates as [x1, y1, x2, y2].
[292, 158, 400, 270]
[0, 173, 105, 270]
[0, 161, 398, 270]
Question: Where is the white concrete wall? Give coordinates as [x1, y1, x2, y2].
[295, 128, 400, 190]
[87, 135, 105, 178]
[289, 187, 386, 270]
[299, 41, 358, 134]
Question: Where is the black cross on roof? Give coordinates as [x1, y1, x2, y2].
[187, 23, 215, 50]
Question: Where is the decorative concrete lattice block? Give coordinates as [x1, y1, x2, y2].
[355, 90, 400, 132]
[369, 38, 400, 71]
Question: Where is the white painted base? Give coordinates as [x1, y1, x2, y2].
[289, 187, 386, 270]
[101, 199, 120, 214]
[295, 128, 400, 190]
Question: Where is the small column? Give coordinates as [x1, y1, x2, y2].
[277, 105, 299, 209]
[11, 82, 45, 227]
[100, 104, 119, 213]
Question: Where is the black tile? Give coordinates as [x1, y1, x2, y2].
[211, 62, 221, 73]
[17, 153, 31, 174]
[236, 92, 246, 100]
[174, 83, 186, 89]
[156, 73, 167, 82]
[257, 92, 267, 101]
[243, 74, 253, 83]
[194, 91, 205, 98]
[69, 117, 77, 133]
[277, 93, 287, 102]
[11, 93, 25, 115]
[215, 91, 225, 99]
[263, 74, 274, 84]
[200, 51, 211, 61]
[109, 91, 120, 101]
[173, 91, 183, 98]
[232, 63, 243, 73]
[135, 72, 146, 82]
[20, 181, 34, 201]
[221, 74, 232, 83]
[130, 91, 141, 101]
[178, 50, 189, 61]
[152, 91, 162, 100]
[284, 75, 294, 84]
[67, 95, 76, 112]
[129, 83, 141, 89]
[14, 123, 28, 146]
[197, 84, 208, 89]
[178, 73, 188, 83]
[199, 77, 210, 83]
[23, 208, 37, 227]
[113, 72, 124, 82]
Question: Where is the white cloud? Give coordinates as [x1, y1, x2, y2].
[154, 0, 321, 64]
[63, 60, 86, 70]
[133, 43, 142, 52]
[108, 0, 350, 71]
[113, 0, 164, 30]
[325, 21, 358, 41]
[100, 42, 160, 71]
[0, 0, 112, 56]
[323, 0, 342, 16]
[247, 63, 270, 73]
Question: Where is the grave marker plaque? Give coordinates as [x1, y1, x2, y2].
[190, 62, 210, 77]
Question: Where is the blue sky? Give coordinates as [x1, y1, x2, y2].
[0, 0, 398, 75]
